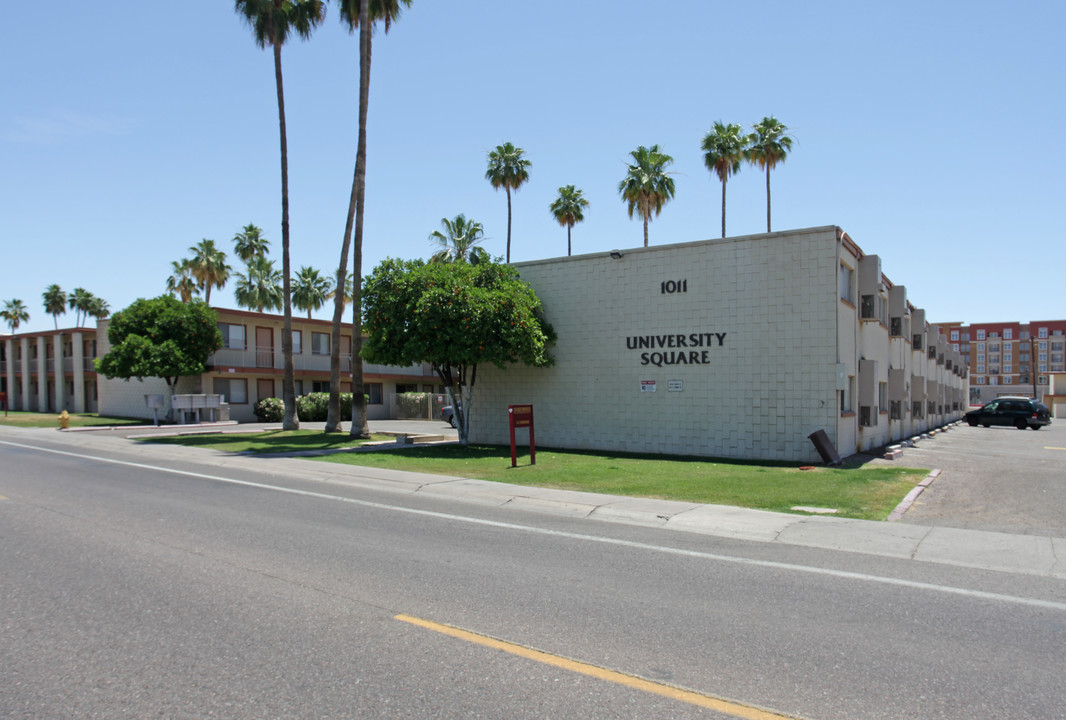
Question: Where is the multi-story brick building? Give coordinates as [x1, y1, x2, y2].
[940, 320, 1066, 405]
[2, 308, 440, 423]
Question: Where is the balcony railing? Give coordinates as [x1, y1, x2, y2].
[209, 347, 429, 377]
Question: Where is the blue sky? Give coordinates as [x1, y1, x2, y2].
[3, 0, 1063, 334]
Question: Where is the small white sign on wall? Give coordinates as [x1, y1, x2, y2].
[667, 380, 683, 392]
[640, 380, 657, 392]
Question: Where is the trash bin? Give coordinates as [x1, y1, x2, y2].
[808, 429, 842, 466]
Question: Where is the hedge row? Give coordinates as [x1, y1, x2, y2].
[253, 392, 361, 423]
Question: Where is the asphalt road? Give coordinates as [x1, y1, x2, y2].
[3, 433, 1066, 719]
[888, 421, 1066, 538]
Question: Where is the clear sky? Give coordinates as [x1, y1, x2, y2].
[3, 0, 1063, 335]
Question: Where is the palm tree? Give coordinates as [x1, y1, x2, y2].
[233, 223, 270, 263]
[2, 299, 30, 333]
[328, 0, 411, 437]
[85, 296, 110, 321]
[68, 288, 93, 326]
[618, 144, 676, 247]
[291, 266, 333, 319]
[549, 185, 589, 256]
[701, 122, 747, 238]
[485, 142, 531, 263]
[746, 116, 793, 233]
[429, 214, 486, 263]
[42, 284, 67, 329]
[329, 274, 354, 311]
[234, 256, 284, 312]
[188, 239, 231, 305]
[235, 0, 326, 432]
[166, 260, 200, 302]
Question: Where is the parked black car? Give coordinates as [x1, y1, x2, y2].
[965, 397, 1051, 430]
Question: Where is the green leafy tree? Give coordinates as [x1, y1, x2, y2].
[234, 256, 283, 312]
[701, 122, 747, 238]
[166, 259, 200, 302]
[2, 299, 30, 333]
[235, 0, 325, 431]
[618, 144, 675, 247]
[96, 296, 222, 419]
[362, 258, 555, 444]
[485, 141, 531, 263]
[188, 239, 231, 304]
[549, 185, 589, 256]
[291, 266, 333, 318]
[327, 0, 412, 437]
[429, 214, 489, 264]
[233, 223, 270, 263]
[42, 284, 68, 329]
[746, 116, 793, 232]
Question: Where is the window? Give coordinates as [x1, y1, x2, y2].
[952, 343, 959, 352]
[366, 382, 383, 405]
[1021, 331, 1030, 340]
[292, 330, 302, 355]
[977, 353, 985, 362]
[977, 365, 985, 374]
[396, 383, 420, 394]
[1039, 341, 1048, 351]
[1004, 365, 1012, 373]
[990, 376, 998, 386]
[950, 330, 959, 341]
[219, 323, 246, 350]
[1038, 327, 1048, 339]
[976, 329, 986, 340]
[1052, 342, 1064, 351]
[839, 263, 854, 304]
[1004, 329, 1012, 339]
[311, 332, 330, 355]
[840, 376, 854, 414]
[974, 376, 985, 384]
[962, 332, 970, 341]
[213, 377, 248, 404]
[1004, 376, 1012, 384]
[977, 343, 985, 351]
[1038, 376, 1048, 385]
[878, 382, 888, 413]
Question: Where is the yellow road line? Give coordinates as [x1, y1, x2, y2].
[1045, 447, 1066, 451]
[395, 614, 807, 720]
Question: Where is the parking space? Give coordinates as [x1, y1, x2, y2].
[888, 421, 1066, 538]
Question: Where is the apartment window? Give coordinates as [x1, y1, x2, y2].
[366, 382, 383, 405]
[839, 264, 854, 304]
[1004, 329, 1012, 339]
[950, 330, 959, 341]
[840, 377, 854, 414]
[990, 376, 998, 386]
[292, 330, 302, 355]
[311, 332, 330, 355]
[1039, 341, 1048, 351]
[1038, 353, 1047, 363]
[878, 382, 888, 413]
[1037, 327, 1048, 338]
[1052, 342, 1064, 351]
[1004, 365, 1012, 373]
[218, 323, 246, 350]
[213, 377, 248, 404]
[396, 383, 420, 394]
[977, 365, 985, 374]
[976, 329, 986, 340]
[1004, 376, 1012, 384]
[977, 354, 985, 363]
[977, 343, 985, 351]
[1038, 376, 1048, 385]
[1021, 330, 1030, 339]
[974, 376, 985, 385]
[952, 343, 959, 352]
[962, 332, 970, 341]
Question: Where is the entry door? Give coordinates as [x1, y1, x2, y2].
[257, 378, 275, 402]
[255, 327, 274, 368]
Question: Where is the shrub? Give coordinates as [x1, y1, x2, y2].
[396, 391, 428, 419]
[253, 396, 284, 422]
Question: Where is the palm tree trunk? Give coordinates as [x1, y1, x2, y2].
[505, 186, 512, 263]
[349, 0, 372, 440]
[721, 179, 727, 238]
[274, 42, 298, 431]
[765, 166, 772, 233]
[643, 215, 649, 247]
[567, 224, 571, 256]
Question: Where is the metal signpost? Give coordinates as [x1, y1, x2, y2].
[508, 404, 535, 467]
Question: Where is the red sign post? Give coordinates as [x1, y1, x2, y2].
[0, 391, 6, 417]
[508, 404, 535, 467]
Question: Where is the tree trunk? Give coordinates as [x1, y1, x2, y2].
[721, 178, 727, 238]
[567, 224, 571, 256]
[505, 186, 512, 263]
[274, 42, 298, 431]
[348, 0, 372, 440]
[765, 166, 772, 233]
[643, 215, 649, 247]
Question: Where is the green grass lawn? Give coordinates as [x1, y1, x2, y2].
[146, 430, 927, 520]
[0, 412, 148, 428]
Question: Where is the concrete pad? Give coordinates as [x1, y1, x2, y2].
[664, 504, 800, 542]
[413, 479, 515, 506]
[914, 527, 1058, 575]
[778, 517, 931, 559]
[501, 495, 598, 518]
[590, 498, 701, 528]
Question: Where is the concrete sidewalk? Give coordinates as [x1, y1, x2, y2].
[5, 424, 1064, 580]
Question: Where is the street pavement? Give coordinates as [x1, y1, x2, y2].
[3, 418, 1064, 580]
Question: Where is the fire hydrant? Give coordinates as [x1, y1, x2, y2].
[58, 410, 70, 430]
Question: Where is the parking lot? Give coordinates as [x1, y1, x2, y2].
[887, 420, 1066, 538]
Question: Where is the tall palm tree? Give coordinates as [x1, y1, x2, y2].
[429, 214, 486, 263]
[485, 142, 531, 263]
[188, 239, 231, 305]
[85, 296, 110, 321]
[701, 121, 747, 238]
[233, 223, 270, 263]
[2, 299, 30, 333]
[291, 266, 333, 319]
[329, 274, 354, 311]
[42, 284, 67, 329]
[746, 116, 793, 233]
[235, 0, 326, 431]
[327, 0, 411, 437]
[166, 260, 200, 302]
[234, 256, 284, 312]
[549, 185, 589, 256]
[618, 144, 675, 247]
[68, 287, 93, 326]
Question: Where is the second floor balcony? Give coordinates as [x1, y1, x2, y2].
[210, 346, 431, 378]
